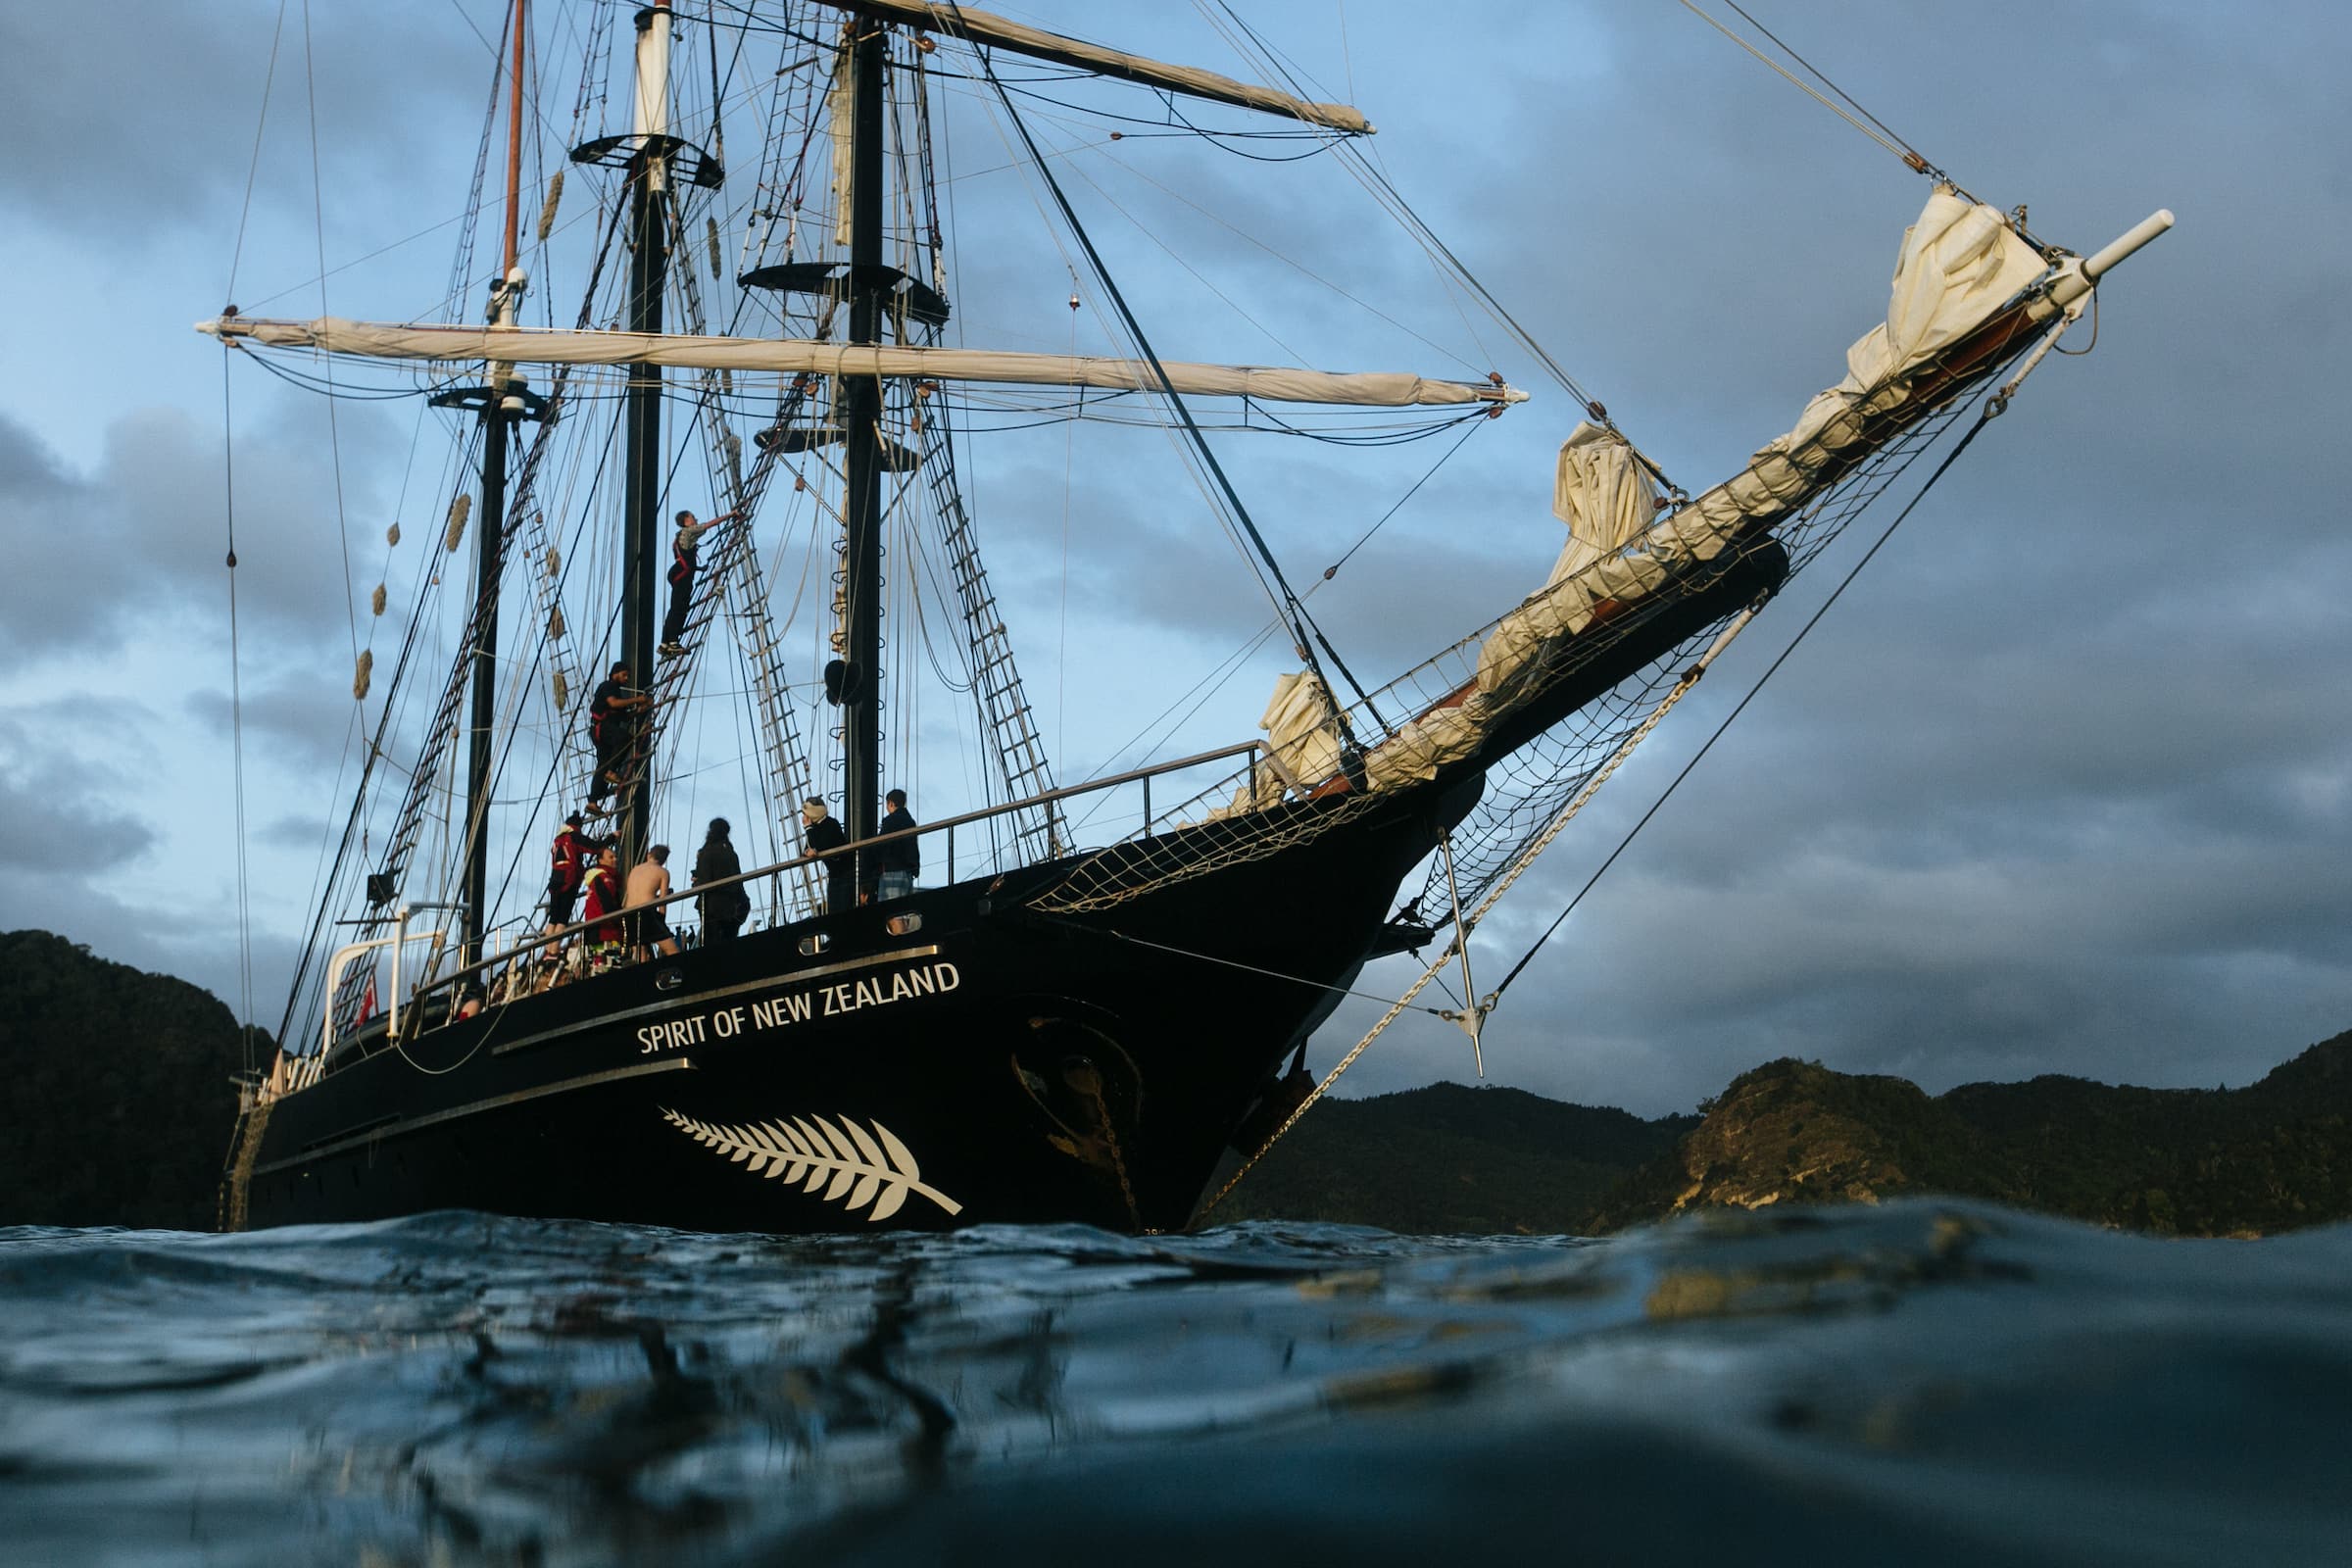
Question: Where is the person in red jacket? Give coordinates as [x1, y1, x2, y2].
[545, 812, 603, 936]
[580, 844, 625, 954]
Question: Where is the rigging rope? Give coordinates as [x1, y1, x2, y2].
[955, 5, 1388, 733]
[1204, 2, 1691, 491]
[220, 0, 292, 1068]
[220, 355, 257, 1070]
[302, 0, 363, 673]
[1193, 603, 1744, 1219]
[1675, 0, 1941, 177]
[225, 1, 290, 303]
[1082, 925, 1453, 1017]
[1486, 405, 2001, 1006]
[1200, 402, 2006, 1217]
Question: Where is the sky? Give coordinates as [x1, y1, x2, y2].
[1, 1, 2346, 1118]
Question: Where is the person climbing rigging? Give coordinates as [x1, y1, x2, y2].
[660, 507, 742, 657]
[585, 661, 652, 813]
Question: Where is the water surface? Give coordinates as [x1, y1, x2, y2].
[4, 1201, 2344, 1564]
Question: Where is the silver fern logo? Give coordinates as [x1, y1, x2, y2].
[662, 1109, 963, 1221]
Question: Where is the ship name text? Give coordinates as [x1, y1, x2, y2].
[637, 960, 962, 1054]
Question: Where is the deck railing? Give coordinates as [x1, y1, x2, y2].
[283, 739, 1264, 1085]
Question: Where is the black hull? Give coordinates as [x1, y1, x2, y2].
[229, 543, 1785, 1236]
[233, 776, 1472, 1236]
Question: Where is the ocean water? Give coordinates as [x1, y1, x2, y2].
[2, 1202, 2346, 1566]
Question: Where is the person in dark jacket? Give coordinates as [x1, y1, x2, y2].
[800, 797, 851, 913]
[692, 816, 751, 943]
[585, 662, 652, 812]
[875, 787, 918, 901]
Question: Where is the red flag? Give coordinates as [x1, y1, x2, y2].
[356, 973, 378, 1027]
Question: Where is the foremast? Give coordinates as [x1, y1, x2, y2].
[447, 0, 535, 971]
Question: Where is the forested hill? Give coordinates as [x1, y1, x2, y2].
[1227, 1031, 2352, 1238]
[1214, 1082, 1698, 1235]
[0, 930, 259, 1231]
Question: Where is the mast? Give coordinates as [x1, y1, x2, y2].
[840, 18, 887, 856]
[619, 0, 673, 864]
[460, 0, 529, 972]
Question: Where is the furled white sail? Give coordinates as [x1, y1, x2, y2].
[1547, 421, 1661, 586]
[811, 0, 1373, 134]
[1202, 670, 1347, 820]
[196, 318, 1525, 409]
[1258, 670, 1344, 792]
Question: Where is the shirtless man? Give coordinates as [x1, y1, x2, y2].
[624, 844, 680, 958]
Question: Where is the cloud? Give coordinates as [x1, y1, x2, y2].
[0, 415, 73, 499]
[1, 2, 489, 249]
[0, 401, 416, 668]
[187, 675, 366, 776]
[0, 714, 156, 874]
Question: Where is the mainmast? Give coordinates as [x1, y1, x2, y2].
[839, 18, 888, 857]
[544, 1, 718, 866]
[617, 1, 672, 864]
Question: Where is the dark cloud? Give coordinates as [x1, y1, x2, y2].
[0, 401, 416, 665]
[0, 698, 292, 1023]
[187, 674, 366, 776]
[2, 2, 491, 249]
[0, 415, 73, 498]
[259, 812, 332, 854]
[0, 715, 156, 873]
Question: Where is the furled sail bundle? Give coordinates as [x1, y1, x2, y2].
[1548, 421, 1662, 587]
[195, 318, 1524, 410]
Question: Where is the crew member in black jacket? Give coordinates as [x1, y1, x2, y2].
[800, 797, 851, 913]
[875, 788, 918, 901]
[692, 817, 751, 943]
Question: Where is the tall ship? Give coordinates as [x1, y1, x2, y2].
[213, 0, 2168, 1234]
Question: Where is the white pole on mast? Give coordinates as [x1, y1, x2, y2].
[634, 1, 673, 192]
